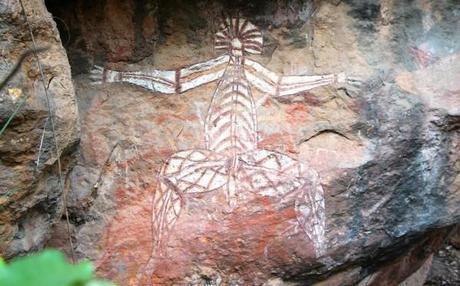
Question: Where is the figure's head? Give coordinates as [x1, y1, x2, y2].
[215, 17, 263, 57]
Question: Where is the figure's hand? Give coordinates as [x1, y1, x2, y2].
[336, 72, 347, 84]
[89, 65, 104, 84]
[336, 73, 363, 86]
[336, 73, 364, 96]
[346, 75, 363, 87]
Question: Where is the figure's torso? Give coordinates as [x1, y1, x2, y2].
[204, 56, 258, 158]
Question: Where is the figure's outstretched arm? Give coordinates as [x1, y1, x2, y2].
[90, 55, 230, 94]
[244, 58, 349, 97]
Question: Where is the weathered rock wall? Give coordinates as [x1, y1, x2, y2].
[0, 0, 79, 258]
[44, 0, 459, 285]
[45, 0, 159, 74]
[1, 0, 458, 285]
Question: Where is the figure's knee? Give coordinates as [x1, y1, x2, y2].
[160, 149, 223, 176]
[240, 149, 304, 176]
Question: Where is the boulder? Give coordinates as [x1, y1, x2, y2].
[0, 0, 79, 258]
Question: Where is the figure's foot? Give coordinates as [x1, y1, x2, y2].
[135, 253, 167, 286]
[89, 65, 104, 84]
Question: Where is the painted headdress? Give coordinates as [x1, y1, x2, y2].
[215, 17, 263, 56]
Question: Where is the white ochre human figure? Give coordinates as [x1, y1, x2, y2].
[91, 17, 354, 282]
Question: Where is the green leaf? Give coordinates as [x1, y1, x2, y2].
[85, 280, 117, 286]
[0, 249, 93, 286]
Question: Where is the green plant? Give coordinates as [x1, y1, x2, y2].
[0, 250, 116, 286]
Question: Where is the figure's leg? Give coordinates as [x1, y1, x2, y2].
[238, 149, 326, 257]
[136, 170, 181, 286]
[137, 149, 228, 285]
[151, 172, 182, 255]
[294, 170, 326, 257]
[237, 149, 307, 197]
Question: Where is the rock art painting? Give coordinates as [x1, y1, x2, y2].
[91, 17, 351, 283]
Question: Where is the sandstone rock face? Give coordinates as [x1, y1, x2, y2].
[0, 0, 79, 258]
[43, 0, 458, 285]
[45, 0, 159, 74]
